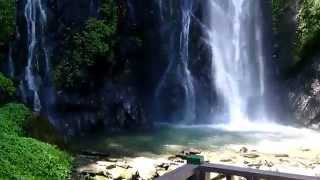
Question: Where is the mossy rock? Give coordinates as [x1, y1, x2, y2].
[25, 113, 67, 150]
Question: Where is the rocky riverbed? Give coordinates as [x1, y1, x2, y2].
[72, 145, 320, 180]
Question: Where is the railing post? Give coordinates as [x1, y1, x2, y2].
[188, 169, 209, 180]
[226, 175, 232, 180]
[186, 155, 209, 180]
[198, 170, 209, 180]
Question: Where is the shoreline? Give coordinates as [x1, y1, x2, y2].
[72, 144, 320, 179]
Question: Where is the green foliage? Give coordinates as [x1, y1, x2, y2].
[0, 73, 16, 97]
[0, 104, 73, 179]
[0, 103, 31, 136]
[272, 0, 289, 34]
[296, 0, 320, 60]
[0, 0, 15, 42]
[55, 0, 118, 90]
[272, 0, 320, 68]
[0, 135, 72, 179]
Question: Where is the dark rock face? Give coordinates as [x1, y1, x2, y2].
[54, 83, 149, 136]
[51, 0, 151, 135]
[287, 55, 320, 128]
[272, 0, 300, 74]
[0, 88, 10, 104]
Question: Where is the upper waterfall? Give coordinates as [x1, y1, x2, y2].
[155, 0, 196, 123]
[205, 0, 267, 123]
[23, 0, 49, 112]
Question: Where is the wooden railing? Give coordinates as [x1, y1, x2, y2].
[155, 163, 320, 180]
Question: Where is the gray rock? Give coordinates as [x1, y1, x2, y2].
[242, 153, 260, 158]
[116, 161, 131, 169]
[157, 163, 170, 170]
[240, 147, 248, 153]
[220, 159, 232, 162]
[264, 160, 274, 167]
[275, 154, 289, 158]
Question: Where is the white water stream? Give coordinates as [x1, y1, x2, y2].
[206, 0, 267, 124]
[24, 0, 48, 112]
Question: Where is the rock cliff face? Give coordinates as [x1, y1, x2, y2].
[287, 55, 320, 128]
[10, 0, 218, 133]
[7, 0, 153, 136]
[272, 0, 320, 128]
[55, 83, 149, 135]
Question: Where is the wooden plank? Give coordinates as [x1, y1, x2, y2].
[200, 163, 320, 180]
[155, 164, 198, 180]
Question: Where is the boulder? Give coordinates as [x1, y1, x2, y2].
[78, 164, 107, 177]
[96, 161, 116, 169]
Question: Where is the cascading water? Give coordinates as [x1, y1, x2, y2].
[24, 0, 48, 112]
[155, 0, 196, 123]
[7, 44, 14, 78]
[205, 0, 267, 124]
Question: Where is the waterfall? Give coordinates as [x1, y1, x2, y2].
[24, 0, 48, 112]
[7, 44, 14, 78]
[180, 0, 196, 123]
[255, 1, 266, 97]
[155, 0, 196, 122]
[205, 0, 267, 123]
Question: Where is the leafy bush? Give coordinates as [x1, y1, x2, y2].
[0, 0, 15, 42]
[0, 103, 30, 136]
[54, 0, 118, 90]
[0, 104, 73, 179]
[0, 73, 16, 97]
[0, 135, 72, 179]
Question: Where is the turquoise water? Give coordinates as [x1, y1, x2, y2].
[70, 122, 320, 157]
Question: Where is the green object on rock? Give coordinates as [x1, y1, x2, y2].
[186, 155, 204, 165]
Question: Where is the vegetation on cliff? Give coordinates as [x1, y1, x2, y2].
[0, 0, 15, 60]
[0, 103, 30, 136]
[271, 0, 289, 36]
[0, 0, 15, 42]
[272, 0, 320, 62]
[55, 0, 118, 90]
[296, 0, 320, 60]
[0, 73, 15, 103]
